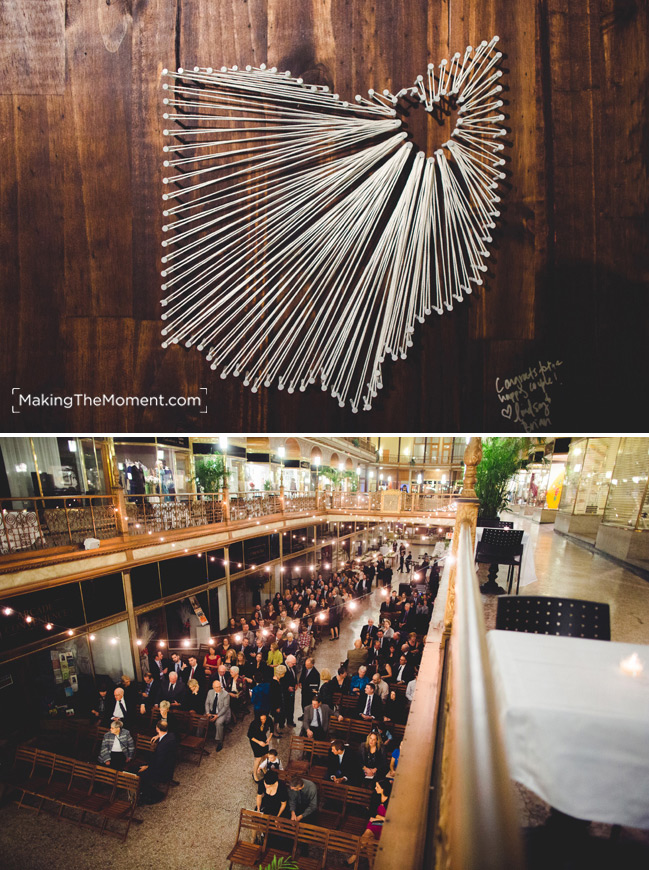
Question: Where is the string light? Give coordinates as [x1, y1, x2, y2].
[44, 622, 53, 631]
[25, 615, 33, 624]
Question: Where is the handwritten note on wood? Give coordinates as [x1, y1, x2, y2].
[0, 0, 65, 95]
[495, 360, 564, 431]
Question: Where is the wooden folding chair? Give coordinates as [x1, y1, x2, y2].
[328, 830, 362, 869]
[316, 780, 347, 828]
[310, 740, 332, 781]
[295, 821, 329, 870]
[286, 735, 314, 777]
[227, 809, 269, 869]
[179, 713, 210, 765]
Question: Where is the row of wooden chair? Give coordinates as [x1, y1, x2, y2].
[10, 745, 140, 841]
[329, 717, 406, 745]
[284, 734, 402, 784]
[227, 808, 378, 869]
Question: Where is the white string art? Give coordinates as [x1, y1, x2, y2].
[159, 37, 506, 412]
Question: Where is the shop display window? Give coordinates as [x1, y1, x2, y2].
[602, 438, 649, 529]
[89, 620, 133, 682]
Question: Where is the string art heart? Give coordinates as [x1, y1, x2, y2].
[160, 38, 506, 412]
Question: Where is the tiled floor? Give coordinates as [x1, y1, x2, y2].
[1, 525, 647, 868]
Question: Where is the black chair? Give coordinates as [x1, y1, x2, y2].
[495, 595, 611, 640]
[475, 528, 524, 594]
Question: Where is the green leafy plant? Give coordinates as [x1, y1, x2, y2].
[263, 479, 272, 491]
[190, 454, 229, 493]
[475, 437, 529, 518]
[260, 857, 298, 870]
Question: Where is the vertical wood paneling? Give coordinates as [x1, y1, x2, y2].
[0, 0, 65, 95]
[0, 0, 646, 431]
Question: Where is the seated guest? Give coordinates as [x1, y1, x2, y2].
[387, 743, 401, 779]
[345, 639, 368, 677]
[394, 655, 415, 685]
[158, 671, 186, 706]
[302, 697, 331, 740]
[256, 770, 288, 816]
[138, 721, 178, 804]
[350, 665, 369, 695]
[246, 652, 272, 687]
[183, 677, 206, 714]
[358, 731, 388, 783]
[289, 776, 318, 824]
[355, 684, 384, 721]
[111, 686, 133, 730]
[283, 632, 299, 659]
[223, 648, 238, 670]
[371, 672, 389, 702]
[398, 602, 417, 633]
[406, 676, 417, 703]
[154, 699, 179, 735]
[138, 672, 159, 714]
[204, 679, 231, 752]
[402, 632, 423, 667]
[258, 747, 283, 779]
[203, 646, 221, 671]
[90, 683, 112, 726]
[97, 720, 134, 770]
[332, 665, 351, 697]
[347, 779, 392, 863]
[327, 740, 358, 784]
[117, 674, 138, 711]
[383, 689, 407, 725]
[360, 618, 378, 648]
[381, 618, 394, 639]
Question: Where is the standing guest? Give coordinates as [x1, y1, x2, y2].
[228, 666, 248, 718]
[327, 739, 358, 784]
[282, 655, 298, 728]
[117, 675, 138, 711]
[247, 652, 272, 687]
[316, 669, 335, 708]
[345, 639, 368, 677]
[248, 712, 274, 781]
[151, 650, 169, 680]
[289, 777, 318, 824]
[97, 720, 134, 771]
[170, 653, 185, 676]
[297, 658, 320, 721]
[138, 721, 178, 804]
[269, 665, 286, 736]
[358, 731, 388, 783]
[329, 589, 343, 640]
[351, 665, 369, 696]
[258, 748, 283, 779]
[204, 679, 231, 752]
[256, 770, 288, 817]
[302, 697, 331, 740]
[346, 779, 392, 863]
[203, 646, 221, 671]
[182, 655, 202, 687]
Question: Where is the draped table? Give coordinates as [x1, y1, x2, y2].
[488, 629, 649, 828]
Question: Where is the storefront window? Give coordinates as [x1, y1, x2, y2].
[602, 438, 649, 529]
[114, 439, 189, 499]
[89, 620, 133, 682]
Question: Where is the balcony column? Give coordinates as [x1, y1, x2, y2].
[222, 481, 230, 523]
[110, 456, 129, 536]
[279, 483, 286, 514]
[443, 437, 482, 645]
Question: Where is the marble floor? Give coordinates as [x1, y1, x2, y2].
[0, 526, 647, 869]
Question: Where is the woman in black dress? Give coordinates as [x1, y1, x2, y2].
[256, 770, 288, 816]
[248, 712, 274, 781]
[358, 731, 388, 785]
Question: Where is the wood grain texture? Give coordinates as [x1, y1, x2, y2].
[0, 0, 646, 432]
[0, 0, 65, 95]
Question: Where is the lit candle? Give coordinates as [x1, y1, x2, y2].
[620, 652, 644, 677]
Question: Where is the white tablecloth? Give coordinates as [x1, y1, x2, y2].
[475, 527, 538, 587]
[488, 629, 649, 828]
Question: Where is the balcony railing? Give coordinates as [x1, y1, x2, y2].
[0, 495, 120, 555]
[0, 487, 456, 557]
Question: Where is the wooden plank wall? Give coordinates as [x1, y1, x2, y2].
[0, 0, 646, 432]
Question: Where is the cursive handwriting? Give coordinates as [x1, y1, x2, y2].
[495, 360, 563, 431]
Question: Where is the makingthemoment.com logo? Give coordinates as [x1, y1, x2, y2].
[11, 388, 207, 414]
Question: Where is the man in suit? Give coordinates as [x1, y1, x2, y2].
[297, 658, 320, 721]
[204, 679, 231, 751]
[170, 653, 185, 677]
[360, 618, 378, 648]
[301, 698, 331, 740]
[394, 655, 416, 684]
[288, 776, 318, 824]
[138, 721, 178, 803]
[110, 687, 133, 730]
[138, 672, 159, 715]
[151, 650, 170, 680]
[345, 639, 368, 677]
[327, 739, 358, 784]
[355, 684, 384, 721]
[158, 671, 186, 706]
[89, 683, 112, 727]
[282, 654, 298, 727]
[182, 655, 201, 687]
[371, 671, 389, 702]
[399, 602, 417, 633]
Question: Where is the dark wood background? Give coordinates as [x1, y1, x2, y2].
[0, 0, 646, 433]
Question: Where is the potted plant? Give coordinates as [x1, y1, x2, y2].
[260, 858, 298, 870]
[474, 437, 528, 525]
[191, 454, 229, 494]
